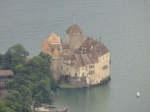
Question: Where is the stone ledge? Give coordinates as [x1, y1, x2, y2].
[59, 76, 111, 89]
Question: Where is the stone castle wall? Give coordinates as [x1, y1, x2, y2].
[66, 33, 83, 50]
[52, 59, 62, 80]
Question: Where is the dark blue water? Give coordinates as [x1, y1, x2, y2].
[1, 0, 150, 112]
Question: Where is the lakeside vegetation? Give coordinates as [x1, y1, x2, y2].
[59, 83, 77, 89]
[0, 44, 59, 112]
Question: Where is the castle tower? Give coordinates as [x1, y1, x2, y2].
[41, 32, 62, 80]
[66, 24, 83, 51]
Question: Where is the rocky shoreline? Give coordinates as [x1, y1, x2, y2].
[59, 76, 111, 90]
[33, 106, 68, 112]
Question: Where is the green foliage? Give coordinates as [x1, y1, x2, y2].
[0, 53, 3, 68]
[22, 102, 32, 112]
[3, 90, 23, 112]
[59, 83, 77, 89]
[0, 107, 15, 112]
[15, 64, 26, 74]
[2, 44, 28, 70]
[5, 90, 22, 103]
[34, 101, 42, 108]
[50, 78, 59, 91]
[18, 85, 32, 103]
[0, 44, 59, 111]
[7, 44, 29, 58]
[3, 50, 13, 69]
[0, 100, 5, 109]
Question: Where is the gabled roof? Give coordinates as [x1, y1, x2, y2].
[73, 37, 109, 63]
[66, 24, 83, 34]
[0, 70, 14, 77]
[81, 54, 94, 65]
[63, 54, 75, 61]
[74, 54, 85, 67]
[94, 43, 109, 56]
[41, 39, 51, 53]
[74, 44, 90, 54]
[84, 37, 99, 47]
[47, 33, 60, 43]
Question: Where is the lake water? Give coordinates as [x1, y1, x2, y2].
[0, 0, 150, 112]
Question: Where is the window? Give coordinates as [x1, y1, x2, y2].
[86, 66, 88, 70]
[89, 70, 94, 75]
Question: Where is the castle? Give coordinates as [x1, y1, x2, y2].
[41, 24, 111, 87]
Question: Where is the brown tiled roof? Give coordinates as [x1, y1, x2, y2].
[41, 39, 51, 53]
[84, 37, 94, 44]
[47, 33, 60, 43]
[82, 54, 94, 65]
[63, 54, 75, 61]
[74, 44, 88, 54]
[74, 54, 85, 67]
[94, 43, 109, 56]
[90, 48, 99, 62]
[66, 24, 83, 34]
[84, 37, 99, 47]
[0, 70, 14, 77]
[75, 54, 94, 66]
[41, 33, 61, 54]
[73, 37, 109, 63]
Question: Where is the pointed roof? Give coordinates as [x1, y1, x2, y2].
[66, 24, 83, 34]
[47, 33, 60, 43]
[41, 39, 51, 53]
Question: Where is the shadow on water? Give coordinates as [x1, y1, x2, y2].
[54, 83, 111, 112]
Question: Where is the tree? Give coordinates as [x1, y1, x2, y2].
[1, 44, 57, 110]
[34, 101, 42, 108]
[0, 53, 3, 67]
[18, 85, 32, 103]
[4, 90, 22, 103]
[0, 107, 15, 112]
[4, 90, 23, 112]
[7, 44, 29, 58]
[50, 77, 59, 91]
[39, 52, 51, 64]
[3, 50, 13, 69]
[15, 64, 26, 74]
[11, 57, 25, 72]
[3, 44, 29, 70]
[34, 80, 52, 104]
[22, 102, 32, 112]
[0, 100, 5, 110]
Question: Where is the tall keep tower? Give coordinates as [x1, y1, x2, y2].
[66, 24, 83, 50]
